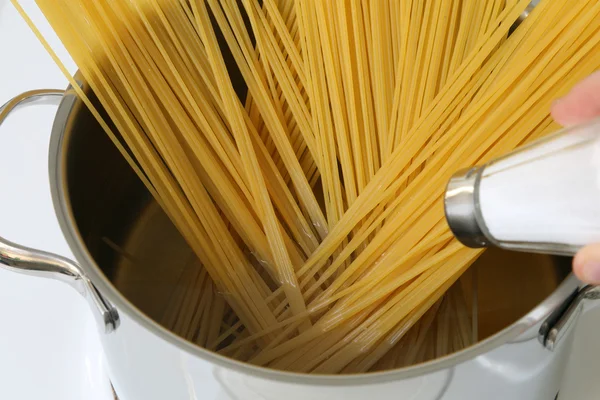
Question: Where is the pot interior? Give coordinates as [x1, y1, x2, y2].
[58, 82, 573, 374]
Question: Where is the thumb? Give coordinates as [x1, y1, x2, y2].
[551, 70, 600, 127]
[573, 244, 600, 284]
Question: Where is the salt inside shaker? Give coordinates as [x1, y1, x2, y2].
[444, 116, 600, 256]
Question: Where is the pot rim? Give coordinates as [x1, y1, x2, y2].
[47, 77, 581, 386]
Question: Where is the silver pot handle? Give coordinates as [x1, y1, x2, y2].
[0, 90, 119, 333]
[539, 284, 600, 351]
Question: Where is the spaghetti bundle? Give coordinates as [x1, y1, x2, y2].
[14, 0, 600, 373]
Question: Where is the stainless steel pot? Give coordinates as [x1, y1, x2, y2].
[1, 77, 599, 400]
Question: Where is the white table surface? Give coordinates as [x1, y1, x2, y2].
[0, 1, 598, 399]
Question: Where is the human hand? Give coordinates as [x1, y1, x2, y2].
[551, 71, 600, 284]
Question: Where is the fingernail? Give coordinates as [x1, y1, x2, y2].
[551, 98, 564, 108]
[581, 261, 600, 283]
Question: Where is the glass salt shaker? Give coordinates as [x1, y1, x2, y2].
[444, 116, 600, 256]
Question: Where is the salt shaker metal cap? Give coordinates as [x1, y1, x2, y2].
[444, 165, 490, 248]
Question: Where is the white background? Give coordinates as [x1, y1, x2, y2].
[0, 0, 112, 399]
[0, 0, 598, 399]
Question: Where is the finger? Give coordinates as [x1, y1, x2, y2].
[573, 243, 600, 284]
[551, 70, 600, 127]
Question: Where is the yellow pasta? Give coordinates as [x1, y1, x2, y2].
[13, 0, 600, 374]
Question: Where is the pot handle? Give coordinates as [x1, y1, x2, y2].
[0, 90, 119, 333]
[539, 284, 600, 351]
